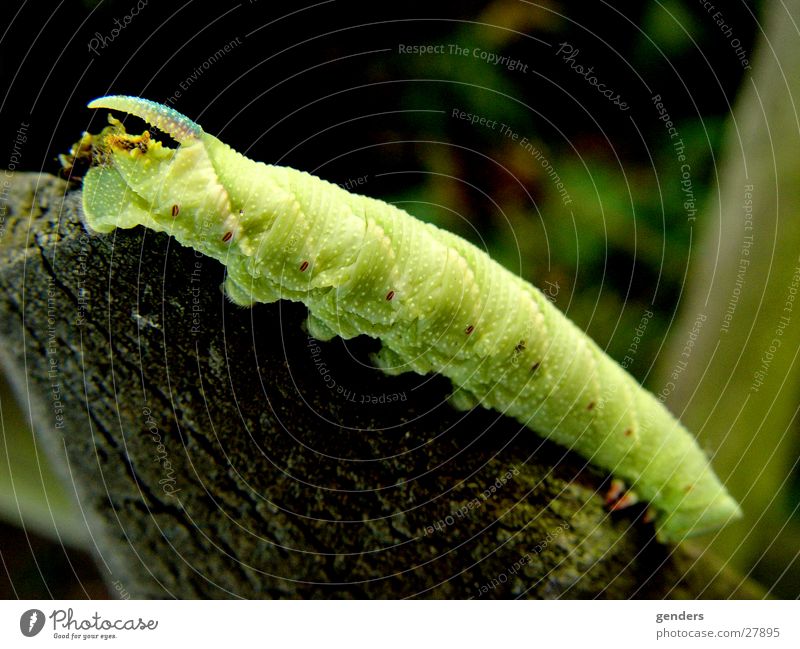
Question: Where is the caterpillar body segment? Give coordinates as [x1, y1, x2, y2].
[81, 96, 741, 542]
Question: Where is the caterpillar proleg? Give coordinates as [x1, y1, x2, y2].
[79, 95, 741, 542]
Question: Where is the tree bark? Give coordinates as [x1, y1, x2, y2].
[0, 171, 765, 598]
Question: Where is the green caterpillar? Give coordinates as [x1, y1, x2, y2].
[79, 95, 741, 542]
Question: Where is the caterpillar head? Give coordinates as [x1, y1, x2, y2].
[80, 96, 249, 259]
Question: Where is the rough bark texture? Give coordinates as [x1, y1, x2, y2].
[0, 172, 765, 599]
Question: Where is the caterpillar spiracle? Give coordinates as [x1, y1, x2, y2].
[79, 96, 741, 543]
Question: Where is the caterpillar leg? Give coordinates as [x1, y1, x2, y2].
[604, 479, 626, 505]
[223, 276, 256, 306]
[305, 314, 338, 341]
[223, 274, 283, 307]
[604, 478, 640, 511]
[610, 491, 640, 511]
[371, 345, 410, 376]
[447, 386, 479, 412]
